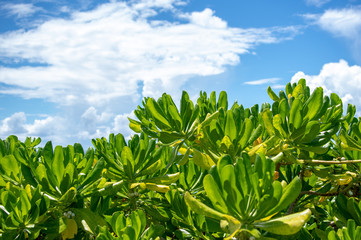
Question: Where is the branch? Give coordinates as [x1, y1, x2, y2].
[299, 190, 340, 196]
[298, 159, 361, 165]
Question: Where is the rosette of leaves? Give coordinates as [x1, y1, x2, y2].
[327, 219, 361, 240]
[166, 188, 229, 239]
[96, 210, 164, 240]
[92, 133, 180, 213]
[263, 79, 344, 162]
[195, 91, 263, 161]
[0, 184, 48, 240]
[184, 153, 311, 239]
[0, 136, 41, 188]
[0, 136, 109, 238]
[129, 91, 200, 144]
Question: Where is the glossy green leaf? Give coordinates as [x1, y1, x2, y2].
[300, 121, 320, 143]
[192, 149, 215, 170]
[254, 209, 311, 235]
[146, 98, 172, 129]
[304, 87, 323, 121]
[289, 98, 302, 130]
[273, 114, 287, 138]
[267, 86, 280, 102]
[72, 208, 107, 234]
[262, 109, 275, 136]
[225, 110, 237, 142]
[203, 174, 229, 213]
[265, 176, 302, 216]
[52, 146, 64, 185]
[217, 91, 228, 110]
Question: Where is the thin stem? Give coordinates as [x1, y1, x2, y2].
[298, 159, 361, 165]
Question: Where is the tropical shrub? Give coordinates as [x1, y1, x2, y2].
[1, 79, 361, 239]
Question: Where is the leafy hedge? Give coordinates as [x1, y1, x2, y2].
[1, 79, 361, 239]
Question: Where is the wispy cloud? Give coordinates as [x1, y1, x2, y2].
[244, 77, 281, 85]
[303, 7, 361, 62]
[305, 0, 330, 7]
[0, 0, 300, 145]
[1, 3, 42, 18]
[311, 7, 361, 39]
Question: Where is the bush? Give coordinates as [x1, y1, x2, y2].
[1, 79, 361, 239]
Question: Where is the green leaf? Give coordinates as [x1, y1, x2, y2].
[340, 129, 361, 151]
[265, 176, 302, 217]
[52, 146, 65, 185]
[200, 111, 219, 128]
[278, 99, 289, 124]
[0, 155, 20, 180]
[273, 114, 287, 138]
[129, 118, 142, 133]
[225, 110, 237, 142]
[168, 104, 183, 131]
[146, 98, 172, 129]
[254, 209, 311, 235]
[292, 82, 304, 99]
[262, 109, 275, 136]
[159, 131, 184, 144]
[72, 208, 107, 234]
[299, 121, 320, 143]
[267, 86, 280, 102]
[289, 98, 302, 130]
[304, 87, 323, 121]
[237, 118, 253, 151]
[78, 158, 105, 191]
[184, 192, 228, 221]
[192, 149, 215, 170]
[121, 146, 134, 178]
[145, 172, 180, 184]
[203, 174, 229, 214]
[217, 91, 228, 110]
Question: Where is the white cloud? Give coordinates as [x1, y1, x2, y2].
[180, 8, 227, 28]
[0, 112, 27, 135]
[1, 3, 42, 18]
[0, 112, 67, 145]
[305, 0, 330, 7]
[303, 7, 361, 63]
[244, 77, 281, 85]
[315, 8, 361, 39]
[291, 59, 361, 108]
[0, 1, 299, 104]
[0, 0, 299, 145]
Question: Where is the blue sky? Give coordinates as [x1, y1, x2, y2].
[1, 0, 361, 147]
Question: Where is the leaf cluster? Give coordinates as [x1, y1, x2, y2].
[1, 79, 361, 239]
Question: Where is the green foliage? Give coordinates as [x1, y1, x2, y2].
[2, 79, 361, 239]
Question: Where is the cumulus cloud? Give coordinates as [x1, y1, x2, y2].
[0, 0, 299, 145]
[0, 112, 67, 144]
[291, 59, 361, 107]
[0, 1, 299, 104]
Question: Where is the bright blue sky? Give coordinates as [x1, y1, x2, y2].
[1, 0, 361, 147]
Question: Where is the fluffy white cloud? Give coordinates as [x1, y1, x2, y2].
[291, 59, 361, 107]
[0, 0, 298, 104]
[314, 8, 361, 39]
[0, 112, 68, 144]
[0, 0, 299, 146]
